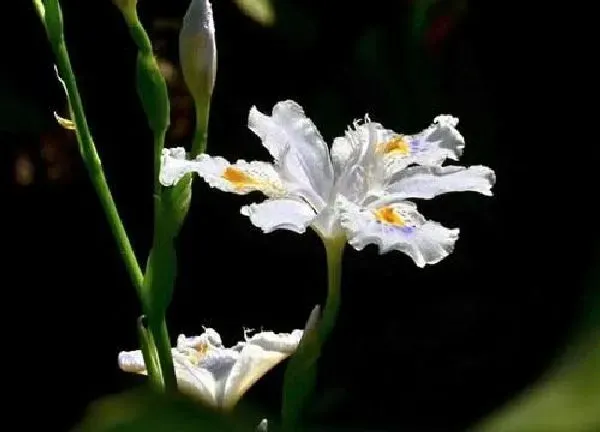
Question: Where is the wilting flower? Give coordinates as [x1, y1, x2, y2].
[160, 100, 495, 267]
[118, 327, 303, 409]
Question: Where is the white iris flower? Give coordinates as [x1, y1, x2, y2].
[160, 100, 495, 267]
[118, 327, 303, 409]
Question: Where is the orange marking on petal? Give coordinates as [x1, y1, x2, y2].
[374, 206, 406, 226]
[193, 341, 210, 356]
[187, 341, 211, 365]
[222, 166, 258, 188]
[378, 136, 410, 156]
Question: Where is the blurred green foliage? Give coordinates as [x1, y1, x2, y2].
[472, 252, 600, 432]
[471, 332, 600, 432]
[72, 387, 351, 432]
[233, 0, 275, 27]
[73, 388, 253, 432]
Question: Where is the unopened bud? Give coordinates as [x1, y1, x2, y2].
[179, 0, 217, 154]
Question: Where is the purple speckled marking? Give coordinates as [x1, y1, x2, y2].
[409, 138, 424, 154]
[400, 226, 415, 234]
[381, 224, 393, 234]
[380, 222, 416, 235]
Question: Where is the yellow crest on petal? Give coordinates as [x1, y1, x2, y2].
[222, 166, 259, 189]
[377, 136, 410, 156]
[373, 206, 406, 227]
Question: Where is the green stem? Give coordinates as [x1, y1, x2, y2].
[153, 132, 165, 191]
[118, 5, 178, 392]
[52, 26, 168, 392]
[53, 41, 145, 300]
[280, 236, 346, 430]
[148, 316, 177, 391]
[146, 94, 177, 394]
[191, 99, 210, 156]
[33, 0, 44, 20]
[138, 315, 164, 391]
[319, 236, 346, 342]
[123, 8, 153, 53]
[38, 0, 174, 393]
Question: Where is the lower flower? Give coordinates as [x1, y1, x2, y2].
[118, 327, 303, 409]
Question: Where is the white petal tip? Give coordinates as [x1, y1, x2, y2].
[240, 200, 314, 234]
[256, 419, 268, 432]
[434, 114, 459, 127]
[159, 147, 194, 187]
[117, 350, 146, 373]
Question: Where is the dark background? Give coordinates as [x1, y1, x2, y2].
[3, 0, 597, 431]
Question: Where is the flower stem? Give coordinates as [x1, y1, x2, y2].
[146, 110, 177, 394]
[191, 99, 210, 156]
[153, 132, 165, 191]
[148, 315, 177, 391]
[52, 31, 169, 389]
[280, 236, 346, 430]
[138, 316, 164, 391]
[35, 0, 168, 390]
[53, 41, 145, 300]
[319, 236, 346, 342]
[116, 5, 178, 393]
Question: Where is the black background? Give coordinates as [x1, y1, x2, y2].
[3, 0, 597, 431]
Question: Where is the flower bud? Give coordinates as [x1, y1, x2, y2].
[179, 0, 217, 154]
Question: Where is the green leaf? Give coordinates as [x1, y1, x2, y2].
[136, 53, 170, 134]
[136, 316, 164, 389]
[143, 237, 177, 318]
[281, 306, 322, 429]
[473, 257, 600, 432]
[233, 0, 275, 27]
[72, 388, 253, 432]
[471, 335, 600, 432]
[142, 176, 192, 317]
[42, 0, 65, 47]
[142, 176, 192, 316]
[160, 173, 193, 237]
